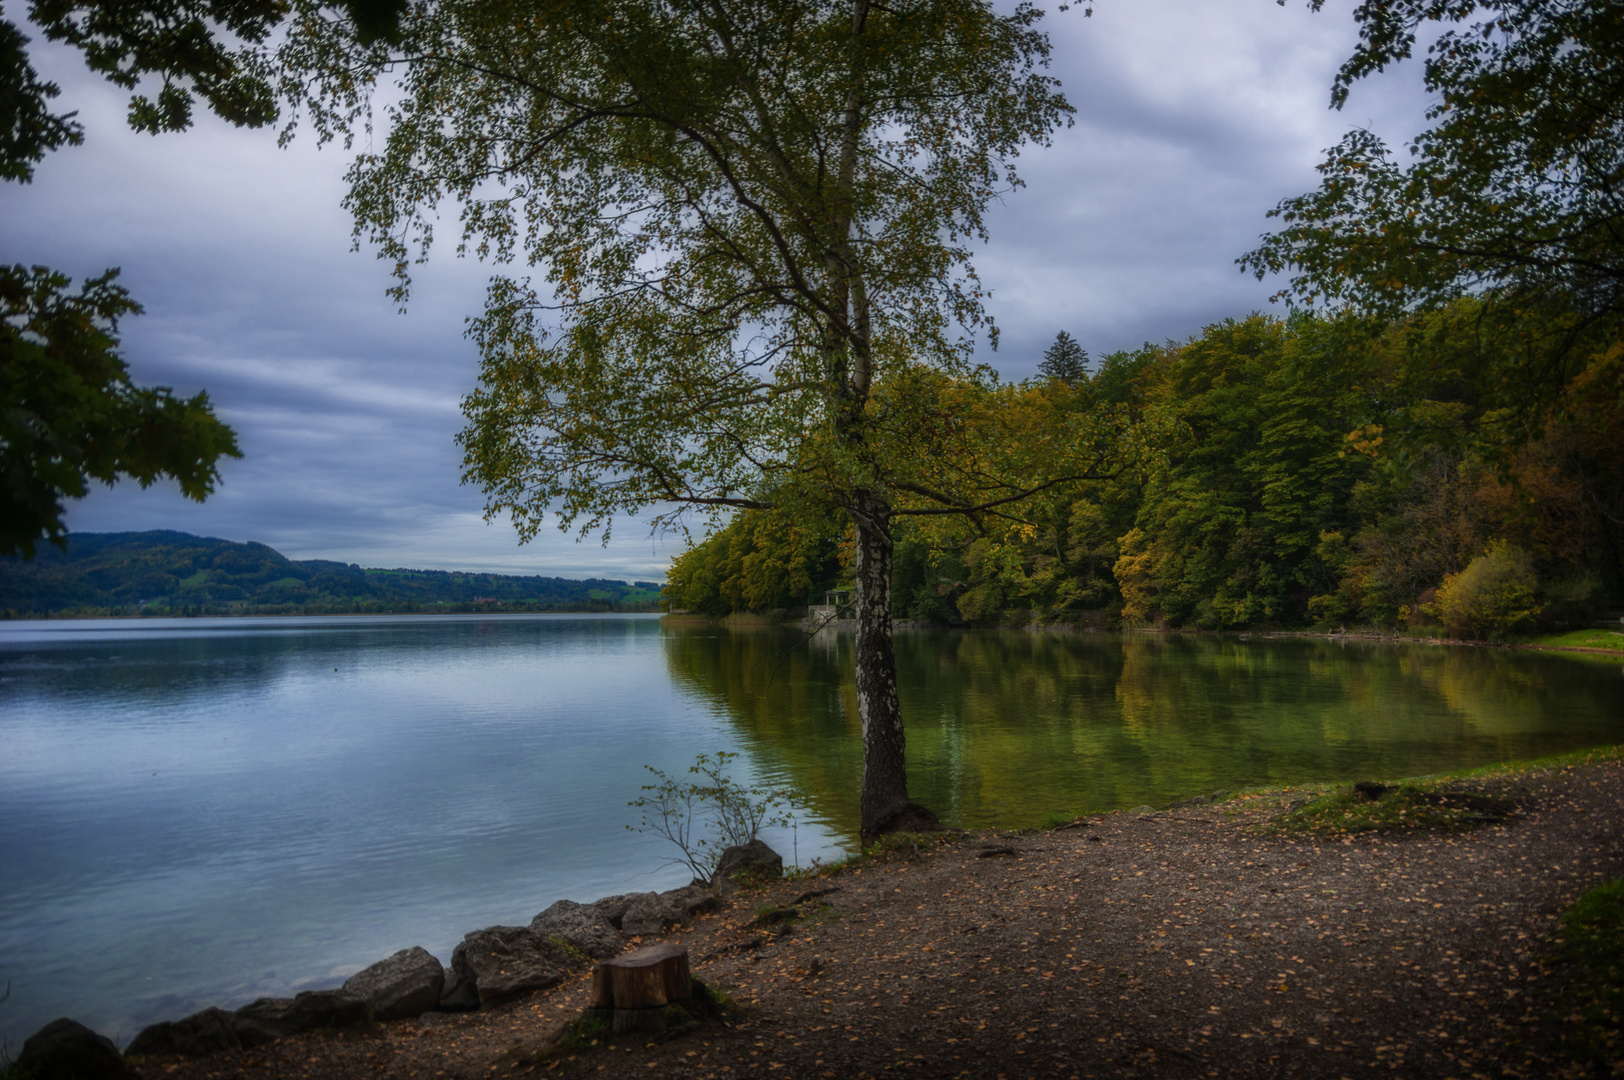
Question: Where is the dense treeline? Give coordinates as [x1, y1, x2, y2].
[0, 531, 663, 617]
[665, 307, 1623, 639]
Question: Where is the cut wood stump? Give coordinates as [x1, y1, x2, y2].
[591, 944, 692, 1034]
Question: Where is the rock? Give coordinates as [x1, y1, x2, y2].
[18, 1018, 130, 1078]
[438, 966, 480, 1013]
[342, 946, 446, 1020]
[451, 926, 575, 1007]
[125, 1007, 241, 1058]
[1130, 805, 1156, 814]
[530, 900, 623, 959]
[620, 885, 718, 936]
[664, 883, 720, 919]
[711, 840, 783, 893]
[231, 989, 371, 1046]
[588, 893, 648, 930]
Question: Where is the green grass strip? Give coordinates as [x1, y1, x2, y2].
[1543, 877, 1624, 1068]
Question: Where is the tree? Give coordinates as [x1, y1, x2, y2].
[1, 265, 240, 558]
[1241, 0, 1624, 431]
[1038, 329, 1088, 384]
[287, 0, 1123, 836]
[2, 1, 405, 559]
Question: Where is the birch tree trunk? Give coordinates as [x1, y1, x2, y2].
[852, 487, 939, 839]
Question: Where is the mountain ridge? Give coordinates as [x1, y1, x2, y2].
[0, 531, 664, 616]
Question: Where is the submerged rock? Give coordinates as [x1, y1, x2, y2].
[19, 1017, 129, 1078]
[530, 900, 623, 959]
[342, 946, 446, 1020]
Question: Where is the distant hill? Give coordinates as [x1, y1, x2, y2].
[0, 532, 665, 617]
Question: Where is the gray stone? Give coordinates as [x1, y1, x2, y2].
[663, 883, 719, 919]
[711, 840, 783, 893]
[231, 989, 370, 1045]
[620, 885, 718, 936]
[342, 946, 446, 1021]
[588, 893, 649, 930]
[451, 925, 574, 1007]
[530, 900, 623, 959]
[18, 1018, 129, 1078]
[437, 966, 479, 1012]
[125, 1007, 241, 1058]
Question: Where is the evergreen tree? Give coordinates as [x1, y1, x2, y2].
[1039, 331, 1089, 384]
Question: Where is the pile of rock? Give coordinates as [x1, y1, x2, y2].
[17, 842, 786, 1077]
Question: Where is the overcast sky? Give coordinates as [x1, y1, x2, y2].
[2, 0, 1433, 580]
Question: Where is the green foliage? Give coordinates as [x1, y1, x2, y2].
[277, 0, 1088, 543]
[1545, 877, 1624, 1069]
[1, 266, 241, 559]
[664, 508, 842, 617]
[628, 751, 797, 881]
[0, 20, 83, 182]
[0, 530, 663, 615]
[1245, 0, 1624, 431]
[663, 309, 1624, 628]
[1038, 330, 1088, 385]
[1433, 540, 1541, 640]
[1113, 315, 1378, 628]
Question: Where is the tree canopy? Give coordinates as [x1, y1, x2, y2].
[1241, 0, 1624, 432]
[1, 265, 240, 558]
[285, 0, 1122, 834]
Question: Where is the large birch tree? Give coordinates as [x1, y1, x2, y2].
[288, 0, 1112, 836]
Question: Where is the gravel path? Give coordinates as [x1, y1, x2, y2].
[148, 758, 1624, 1080]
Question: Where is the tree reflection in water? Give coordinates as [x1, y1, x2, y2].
[661, 623, 1624, 838]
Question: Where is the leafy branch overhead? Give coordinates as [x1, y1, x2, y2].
[1243, 0, 1624, 429]
[0, 266, 240, 558]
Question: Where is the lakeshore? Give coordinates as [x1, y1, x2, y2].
[125, 747, 1623, 1079]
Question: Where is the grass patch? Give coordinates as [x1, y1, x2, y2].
[860, 830, 956, 858]
[1275, 782, 1518, 836]
[1522, 627, 1624, 653]
[1542, 878, 1624, 1068]
[1266, 743, 1623, 836]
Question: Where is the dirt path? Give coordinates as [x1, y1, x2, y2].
[148, 759, 1624, 1080]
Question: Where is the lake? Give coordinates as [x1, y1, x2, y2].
[1, 614, 1620, 1050]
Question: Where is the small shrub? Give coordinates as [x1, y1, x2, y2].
[1434, 540, 1541, 640]
[629, 752, 797, 881]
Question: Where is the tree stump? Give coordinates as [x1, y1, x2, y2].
[591, 944, 692, 1034]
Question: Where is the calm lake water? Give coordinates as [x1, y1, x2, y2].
[1, 614, 1620, 1049]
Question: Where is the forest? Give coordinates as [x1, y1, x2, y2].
[664, 305, 1624, 640]
[0, 531, 664, 616]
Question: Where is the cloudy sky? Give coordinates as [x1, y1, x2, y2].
[2, 0, 1432, 580]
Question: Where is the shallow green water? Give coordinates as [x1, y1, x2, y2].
[665, 625, 1624, 831]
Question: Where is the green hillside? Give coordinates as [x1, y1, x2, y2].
[0, 532, 664, 617]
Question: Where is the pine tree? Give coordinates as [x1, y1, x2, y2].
[1039, 331, 1089, 384]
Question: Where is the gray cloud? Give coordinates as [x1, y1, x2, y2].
[1, 1, 1435, 578]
